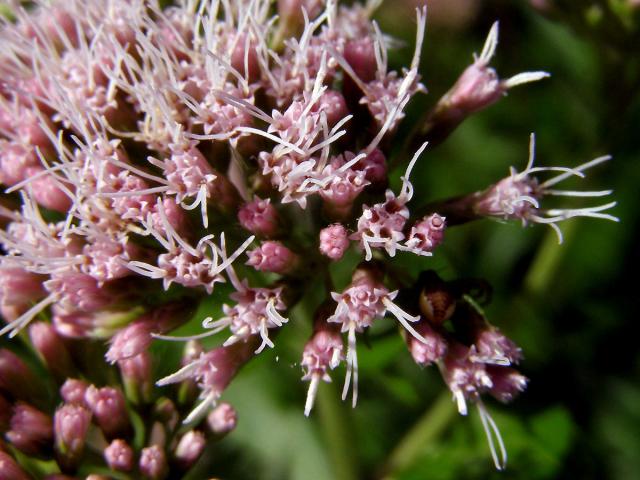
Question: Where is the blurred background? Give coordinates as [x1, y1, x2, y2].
[193, 1, 640, 479]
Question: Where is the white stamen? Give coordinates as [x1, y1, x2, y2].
[477, 401, 507, 470]
[0, 294, 57, 338]
[478, 21, 499, 64]
[400, 142, 428, 201]
[341, 323, 359, 407]
[540, 155, 612, 188]
[304, 374, 321, 417]
[184, 390, 219, 424]
[502, 71, 550, 89]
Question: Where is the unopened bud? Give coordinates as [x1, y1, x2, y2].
[6, 403, 53, 456]
[238, 198, 279, 237]
[119, 352, 153, 404]
[25, 167, 72, 213]
[139, 445, 168, 480]
[488, 366, 528, 403]
[29, 321, 74, 379]
[60, 379, 89, 406]
[405, 214, 446, 254]
[408, 322, 447, 366]
[174, 430, 206, 469]
[0, 451, 31, 480]
[54, 404, 91, 467]
[207, 403, 238, 436]
[0, 266, 45, 309]
[84, 386, 130, 439]
[356, 149, 387, 185]
[230, 34, 260, 83]
[52, 305, 144, 339]
[0, 142, 39, 187]
[319, 224, 350, 261]
[344, 38, 377, 83]
[0, 349, 40, 403]
[474, 327, 523, 366]
[106, 321, 154, 364]
[318, 90, 349, 128]
[246, 241, 298, 274]
[104, 439, 134, 472]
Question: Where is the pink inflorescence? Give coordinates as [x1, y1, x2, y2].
[0, 0, 617, 475]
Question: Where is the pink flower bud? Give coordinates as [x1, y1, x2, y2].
[408, 322, 447, 366]
[16, 109, 53, 152]
[0, 266, 45, 310]
[0, 349, 39, 402]
[230, 34, 260, 83]
[318, 90, 349, 128]
[84, 386, 130, 439]
[45, 272, 114, 313]
[60, 379, 89, 406]
[25, 167, 72, 213]
[446, 62, 504, 115]
[106, 321, 154, 364]
[405, 214, 446, 254]
[106, 304, 181, 363]
[238, 198, 279, 237]
[54, 404, 91, 461]
[104, 439, 134, 472]
[152, 197, 189, 238]
[0, 451, 31, 480]
[52, 306, 140, 339]
[319, 224, 350, 260]
[0, 141, 39, 186]
[487, 366, 528, 403]
[28, 321, 74, 379]
[355, 149, 387, 185]
[277, 0, 323, 27]
[474, 328, 523, 366]
[440, 23, 549, 119]
[207, 403, 238, 435]
[139, 445, 168, 480]
[6, 403, 53, 456]
[119, 352, 153, 404]
[246, 241, 297, 274]
[319, 165, 368, 213]
[174, 430, 206, 469]
[344, 38, 377, 83]
[82, 238, 138, 282]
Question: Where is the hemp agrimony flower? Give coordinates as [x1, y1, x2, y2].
[0, 0, 617, 475]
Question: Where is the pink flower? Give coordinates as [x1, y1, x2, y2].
[319, 224, 350, 260]
[104, 439, 134, 472]
[207, 403, 238, 435]
[246, 241, 298, 274]
[238, 198, 280, 237]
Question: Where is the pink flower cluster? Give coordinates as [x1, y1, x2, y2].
[0, 0, 617, 474]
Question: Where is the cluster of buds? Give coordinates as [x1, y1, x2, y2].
[0, 0, 617, 474]
[1, 332, 237, 478]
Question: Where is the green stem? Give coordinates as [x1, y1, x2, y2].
[317, 382, 358, 480]
[524, 222, 576, 296]
[381, 391, 456, 479]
